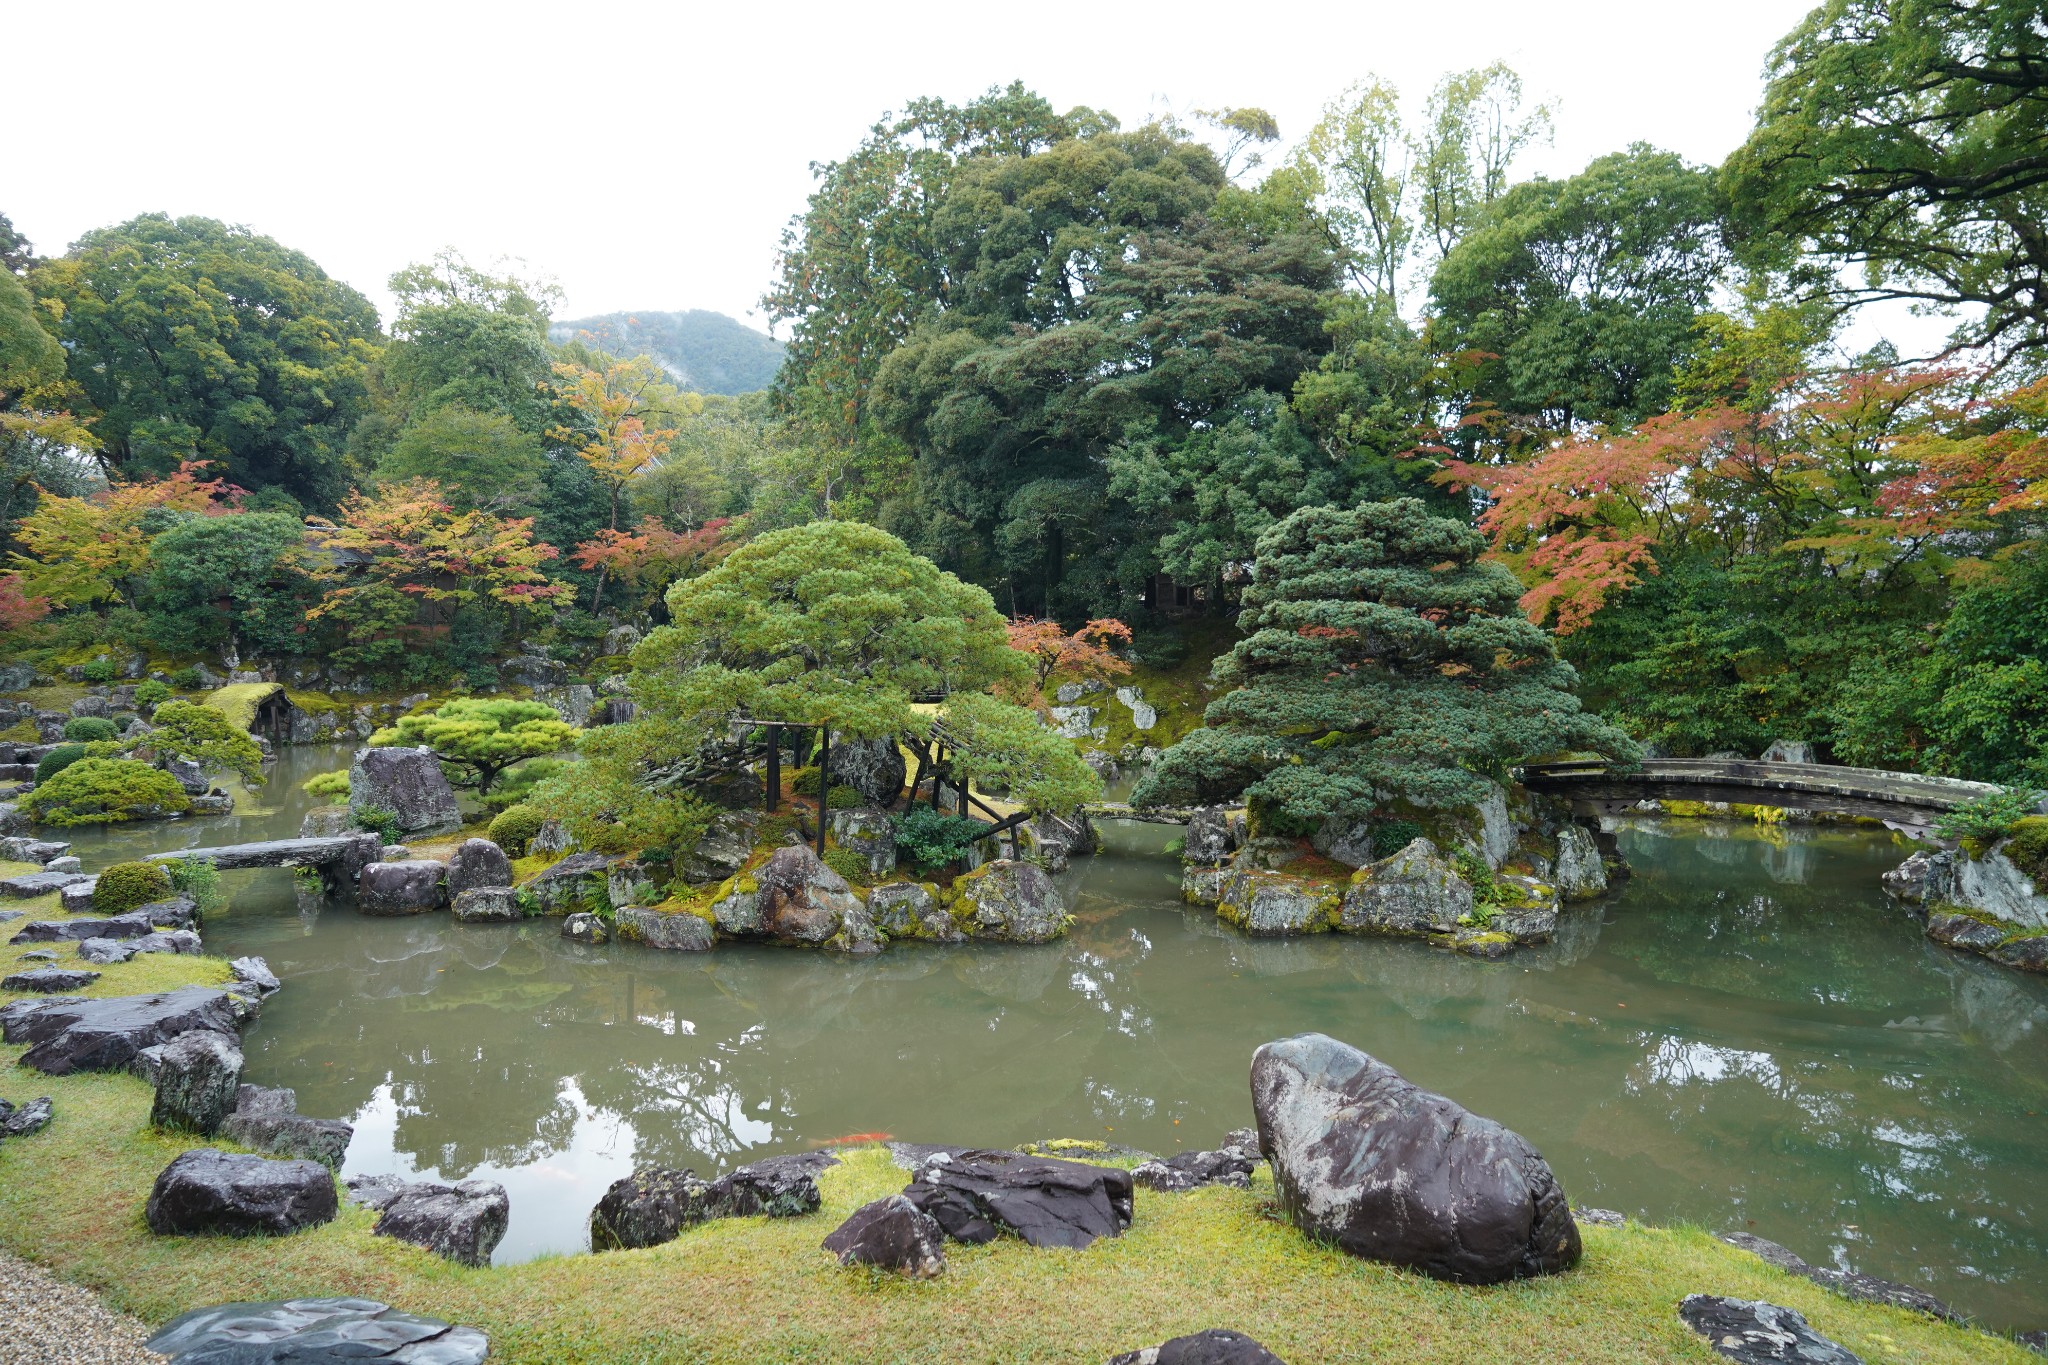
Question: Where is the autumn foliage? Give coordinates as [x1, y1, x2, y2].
[1005, 616, 1134, 691]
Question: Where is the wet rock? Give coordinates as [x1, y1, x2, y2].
[1448, 930, 1513, 959]
[614, 905, 715, 952]
[1552, 824, 1609, 901]
[298, 804, 355, 838]
[562, 911, 608, 944]
[139, 1030, 244, 1135]
[146, 835, 380, 882]
[132, 929, 204, 956]
[1339, 838, 1472, 936]
[830, 805, 898, 877]
[146, 1149, 338, 1237]
[822, 1195, 947, 1279]
[0, 1095, 53, 1141]
[868, 882, 962, 942]
[1677, 1295, 1862, 1364]
[754, 843, 862, 944]
[1024, 810, 1096, 873]
[2, 965, 99, 992]
[1107, 1330, 1288, 1365]
[12, 912, 152, 943]
[903, 1148, 1134, 1249]
[451, 886, 522, 924]
[443, 837, 513, 899]
[1182, 864, 1226, 906]
[680, 809, 759, 884]
[827, 736, 908, 806]
[1882, 849, 1950, 904]
[0, 870, 92, 899]
[1251, 1032, 1580, 1283]
[590, 1155, 828, 1251]
[1131, 1146, 1257, 1193]
[1576, 1207, 1626, 1226]
[231, 956, 281, 996]
[1926, 907, 2010, 954]
[1717, 1231, 1959, 1320]
[143, 1298, 488, 1365]
[222, 1086, 353, 1169]
[379, 844, 412, 862]
[57, 877, 98, 911]
[520, 850, 620, 914]
[348, 745, 462, 837]
[16, 949, 53, 961]
[607, 859, 661, 909]
[78, 937, 135, 965]
[951, 859, 1069, 943]
[0, 996, 76, 1037]
[1216, 869, 1337, 936]
[355, 860, 446, 915]
[10, 986, 241, 1074]
[346, 1175, 509, 1267]
[1990, 934, 2048, 973]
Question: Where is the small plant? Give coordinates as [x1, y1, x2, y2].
[1451, 847, 1500, 908]
[63, 716, 118, 743]
[1372, 819, 1426, 859]
[78, 658, 116, 683]
[823, 846, 870, 884]
[1935, 787, 2045, 846]
[133, 679, 170, 710]
[169, 666, 204, 690]
[114, 714, 135, 734]
[826, 784, 863, 810]
[34, 743, 88, 784]
[303, 770, 350, 800]
[790, 765, 822, 796]
[164, 857, 225, 918]
[892, 805, 986, 870]
[515, 886, 542, 918]
[22, 757, 191, 826]
[92, 860, 173, 914]
[488, 804, 545, 856]
[352, 803, 401, 842]
[293, 865, 325, 892]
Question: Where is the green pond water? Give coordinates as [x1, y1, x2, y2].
[56, 746, 2048, 1328]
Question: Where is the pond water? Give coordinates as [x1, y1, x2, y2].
[52, 747, 2048, 1328]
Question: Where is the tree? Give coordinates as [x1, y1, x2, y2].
[1132, 499, 1635, 827]
[1412, 63, 1554, 260]
[1725, 0, 2048, 360]
[31, 214, 381, 506]
[372, 698, 579, 795]
[549, 355, 697, 531]
[142, 511, 318, 657]
[22, 758, 190, 827]
[1005, 616, 1132, 692]
[571, 517, 729, 616]
[379, 250, 559, 432]
[375, 406, 549, 516]
[1296, 77, 1412, 303]
[136, 700, 266, 784]
[0, 267, 96, 552]
[312, 479, 571, 626]
[8, 463, 239, 609]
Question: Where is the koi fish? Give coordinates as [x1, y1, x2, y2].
[810, 1131, 893, 1148]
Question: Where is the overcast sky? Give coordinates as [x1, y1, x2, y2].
[11, 0, 1829, 335]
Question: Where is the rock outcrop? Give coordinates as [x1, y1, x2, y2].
[346, 1175, 510, 1267]
[867, 882, 961, 942]
[519, 851, 620, 915]
[902, 1149, 1133, 1250]
[1338, 838, 1472, 936]
[1251, 1032, 1579, 1283]
[1107, 1331, 1287, 1365]
[613, 906, 715, 952]
[1677, 1295, 1862, 1365]
[752, 844, 863, 945]
[347, 746, 462, 837]
[822, 1195, 947, 1279]
[827, 737, 908, 806]
[145, 1149, 338, 1237]
[950, 860, 1068, 943]
[1216, 869, 1338, 936]
[1131, 1145, 1257, 1193]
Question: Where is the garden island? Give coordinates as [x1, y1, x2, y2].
[2, 4, 2048, 1361]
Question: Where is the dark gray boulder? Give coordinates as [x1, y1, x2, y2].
[78, 937, 137, 965]
[868, 882, 962, 942]
[822, 1194, 947, 1279]
[1184, 808, 1238, 866]
[1926, 908, 2009, 954]
[0, 1095, 54, 1141]
[143, 1297, 488, 1365]
[145, 1149, 338, 1237]
[444, 838, 513, 898]
[1717, 1231, 1959, 1321]
[0, 996, 76, 1037]
[590, 1154, 830, 1251]
[138, 1030, 244, 1135]
[1251, 1032, 1579, 1284]
[356, 859, 446, 915]
[2, 965, 99, 992]
[828, 736, 907, 806]
[222, 1086, 353, 1169]
[679, 809, 758, 884]
[346, 1175, 509, 1267]
[903, 1149, 1133, 1249]
[1132, 1146, 1257, 1193]
[1108, 1330, 1288, 1365]
[1991, 934, 2048, 973]
[348, 745, 462, 837]
[131, 929, 203, 956]
[1677, 1295, 1863, 1364]
[613, 905, 715, 952]
[11, 987, 241, 1074]
[231, 956, 281, 996]
[451, 886, 521, 923]
[0, 870, 92, 899]
[1338, 838, 1472, 936]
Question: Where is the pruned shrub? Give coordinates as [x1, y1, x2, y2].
[352, 804, 400, 842]
[78, 658, 116, 683]
[823, 847, 869, 884]
[826, 784, 863, 810]
[164, 857, 225, 918]
[93, 860, 173, 914]
[134, 679, 171, 710]
[34, 743, 87, 785]
[790, 765, 822, 796]
[1372, 819, 1426, 859]
[1936, 787, 2045, 846]
[891, 806, 985, 870]
[169, 666, 204, 690]
[303, 770, 350, 799]
[489, 804, 545, 856]
[22, 758, 191, 827]
[63, 716, 118, 743]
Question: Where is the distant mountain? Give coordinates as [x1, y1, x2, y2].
[548, 309, 783, 395]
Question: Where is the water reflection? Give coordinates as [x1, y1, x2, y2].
[67, 781, 2048, 1328]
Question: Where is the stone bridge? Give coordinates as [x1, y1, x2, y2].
[1517, 758, 2021, 839]
[146, 834, 381, 889]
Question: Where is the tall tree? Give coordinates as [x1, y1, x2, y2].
[549, 355, 696, 531]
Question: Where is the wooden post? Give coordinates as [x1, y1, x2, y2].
[764, 724, 781, 813]
[930, 743, 945, 810]
[902, 738, 929, 814]
[815, 727, 830, 857]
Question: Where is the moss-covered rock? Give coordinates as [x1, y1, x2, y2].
[1338, 838, 1471, 937]
[868, 882, 958, 942]
[948, 859, 1070, 943]
[1215, 868, 1340, 937]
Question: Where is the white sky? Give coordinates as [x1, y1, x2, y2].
[10, 0, 1845, 337]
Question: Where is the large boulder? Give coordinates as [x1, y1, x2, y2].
[827, 737, 908, 806]
[680, 809, 759, 885]
[1338, 838, 1472, 936]
[443, 838, 512, 898]
[355, 860, 446, 915]
[950, 859, 1069, 943]
[902, 1149, 1133, 1250]
[1216, 870, 1339, 937]
[519, 851, 621, 915]
[143, 1299, 488, 1365]
[753, 844, 861, 944]
[830, 806, 898, 877]
[451, 887, 521, 923]
[138, 1030, 244, 1135]
[1551, 824, 1608, 901]
[346, 1175, 510, 1267]
[1108, 1331, 1288, 1365]
[868, 882, 962, 943]
[1251, 1033, 1579, 1284]
[222, 1086, 354, 1169]
[145, 1149, 338, 1237]
[1677, 1296, 1861, 1365]
[613, 906, 715, 952]
[8, 987, 241, 1075]
[822, 1195, 947, 1279]
[590, 1154, 829, 1251]
[347, 746, 461, 838]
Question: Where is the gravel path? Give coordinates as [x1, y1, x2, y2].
[0, 1248, 157, 1364]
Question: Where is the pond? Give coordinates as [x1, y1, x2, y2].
[51, 747, 2048, 1328]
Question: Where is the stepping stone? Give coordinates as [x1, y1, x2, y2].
[144, 1298, 486, 1364]
[2, 966, 100, 993]
[1678, 1295, 1862, 1365]
[8, 987, 240, 1075]
[0, 871, 91, 898]
[903, 1148, 1134, 1250]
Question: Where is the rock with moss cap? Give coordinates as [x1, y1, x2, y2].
[868, 882, 960, 942]
[1339, 838, 1472, 936]
[614, 906, 715, 953]
[950, 859, 1068, 943]
[1215, 869, 1339, 937]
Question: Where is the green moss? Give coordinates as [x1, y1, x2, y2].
[201, 682, 283, 732]
[2000, 817, 2048, 886]
[281, 688, 352, 718]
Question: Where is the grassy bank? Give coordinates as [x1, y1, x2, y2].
[0, 888, 2033, 1363]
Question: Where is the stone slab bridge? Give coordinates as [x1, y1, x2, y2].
[1516, 758, 2021, 840]
[146, 834, 381, 890]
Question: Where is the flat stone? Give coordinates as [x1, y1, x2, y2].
[822, 1194, 946, 1279]
[1718, 1232, 1959, 1320]
[903, 1149, 1133, 1250]
[222, 1086, 352, 1169]
[145, 1149, 339, 1237]
[0, 870, 92, 898]
[131, 929, 203, 956]
[346, 1175, 509, 1267]
[1927, 908, 2009, 954]
[1107, 1330, 1288, 1365]
[10, 987, 241, 1075]
[0, 1095, 54, 1141]
[57, 877, 98, 911]
[231, 956, 281, 995]
[145, 835, 380, 876]
[1989, 933, 2048, 974]
[451, 887, 521, 923]
[143, 1298, 487, 1365]
[1132, 1146, 1257, 1193]
[613, 905, 714, 952]
[1677, 1294, 1862, 1364]
[0, 996, 78, 1036]
[77, 937, 136, 965]
[2, 966, 100, 993]
[139, 1030, 244, 1135]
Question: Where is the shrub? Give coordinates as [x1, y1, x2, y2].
[489, 804, 545, 856]
[1935, 787, 2045, 845]
[141, 700, 266, 784]
[169, 666, 204, 690]
[892, 805, 986, 870]
[63, 716, 118, 743]
[823, 847, 869, 884]
[92, 860, 172, 914]
[22, 758, 191, 826]
[481, 759, 566, 814]
[133, 680, 170, 710]
[114, 714, 135, 734]
[826, 784, 863, 809]
[34, 743, 87, 784]
[303, 770, 350, 800]
[790, 765, 822, 796]
[352, 804, 400, 842]
[1372, 819, 1426, 859]
[1999, 816, 2048, 885]
[164, 857, 225, 918]
[78, 658, 116, 683]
